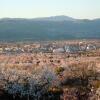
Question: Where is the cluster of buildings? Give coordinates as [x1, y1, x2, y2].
[38, 42, 98, 53]
[0, 41, 99, 54]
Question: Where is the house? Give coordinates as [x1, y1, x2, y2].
[86, 44, 96, 51]
[64, 45, 80, 53]
[53, 47, 65, 53]
[0, 48, 3, 53]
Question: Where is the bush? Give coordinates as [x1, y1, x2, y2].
[48, 87, 63, 94]
[55, 67, 65, 75]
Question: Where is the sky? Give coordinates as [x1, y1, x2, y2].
[0, 0, 100, 19]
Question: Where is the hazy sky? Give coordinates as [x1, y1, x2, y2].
[0, 0, 100, 19]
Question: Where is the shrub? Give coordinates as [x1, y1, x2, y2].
[48, 87, 63, 94]
[55, 67, 65, 75]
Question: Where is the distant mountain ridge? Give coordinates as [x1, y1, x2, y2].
[0, 15, 76, 21]
[0, 15, 100, 41]
[33, 15, 76, 21]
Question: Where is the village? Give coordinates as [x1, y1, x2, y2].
[0, 40, 99, 54]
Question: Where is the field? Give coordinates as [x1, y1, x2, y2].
[0, 40, 100, 100]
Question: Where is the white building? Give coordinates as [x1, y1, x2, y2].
[53, 48, 65, 53]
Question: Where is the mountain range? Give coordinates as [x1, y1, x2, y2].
[0, 15, 100, 41]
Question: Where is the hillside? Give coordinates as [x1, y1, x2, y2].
[0, 16, 100, 41]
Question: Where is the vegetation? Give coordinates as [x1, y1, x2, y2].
[0, 17, 100, 41]
[55, 67, 65, 75]
[0, 60, 100, 100]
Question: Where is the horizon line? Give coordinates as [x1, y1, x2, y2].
[0, 15, 100, 20]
